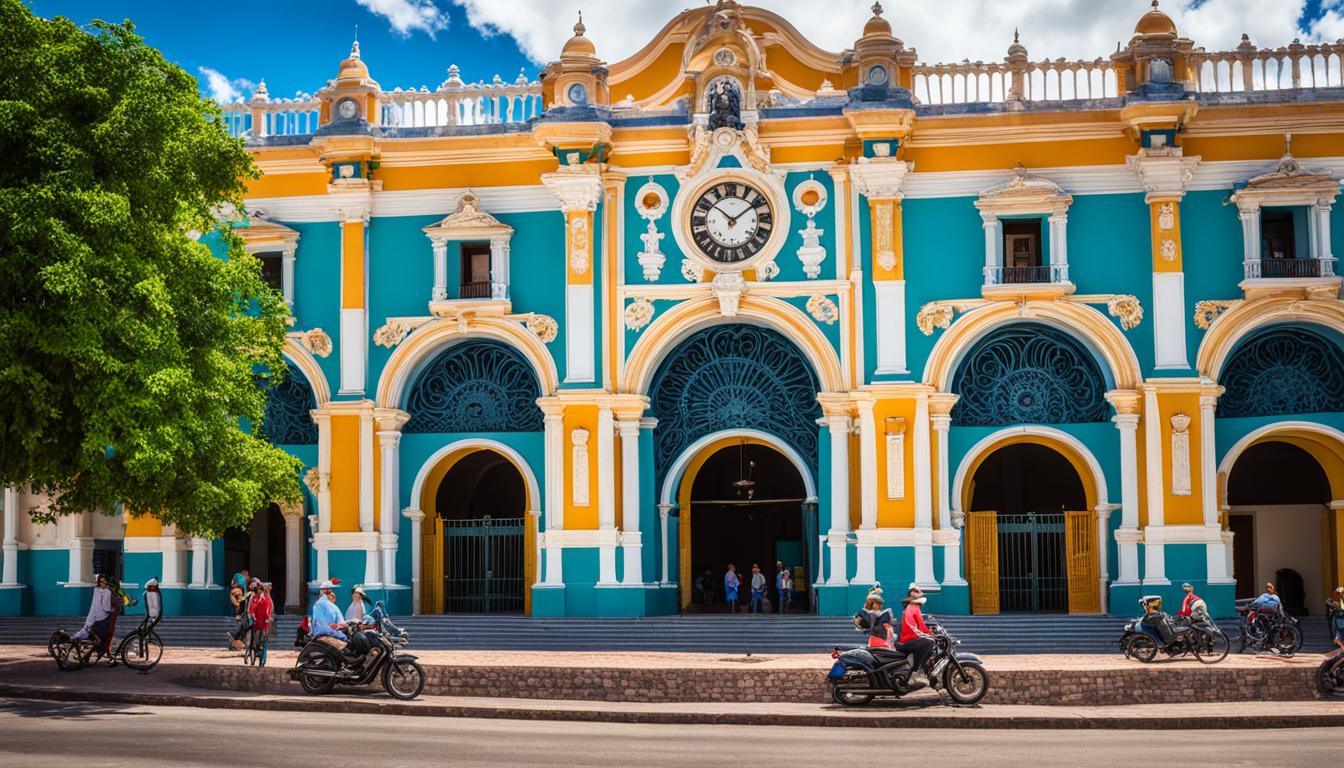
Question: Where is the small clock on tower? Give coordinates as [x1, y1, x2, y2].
[688, 181, 774, 265]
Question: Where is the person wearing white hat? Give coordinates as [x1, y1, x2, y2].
[310, 580, 347, 650]
[143, 578, 162, 624]
[346, 585, 370, 623]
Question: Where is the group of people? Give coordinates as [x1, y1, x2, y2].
[72, 572, 160, 663]
[854, 582, 936, 689]
[303, 580, 377, 661]
[701, 562, 796, 613]
[227, 569, 276, 651]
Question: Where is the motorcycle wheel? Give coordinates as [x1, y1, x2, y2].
[1192, 631, 1230, 664]
[943, 661, 989, 706]
[1316, 656, 1344, 699]
[1127, 634, 1158, 663]
[1272, 625, 1302, 657]
[382, 659, 426, 701]
[830, 671, 873, 707]
[297, 650, 338, 695]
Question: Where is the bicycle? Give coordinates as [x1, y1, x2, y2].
[242, 622, 269, 667]
[114, 609, 164, 672]
[48, 627, 112, 671]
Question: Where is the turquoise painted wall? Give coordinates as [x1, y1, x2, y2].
[286, 221, 342, 396]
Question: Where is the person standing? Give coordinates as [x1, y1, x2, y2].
[749, 564, 766, 614]
[346, 585, 370, 623]
[249, 579, 274, 638]
[776, 564, 792, 614]
[723, 564, 740, 614]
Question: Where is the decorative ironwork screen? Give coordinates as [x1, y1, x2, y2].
[996, 511, 1067, 613]
[404, 341, 543, 434]
[1218, 327, 1344, 418]
[441, 515, 525, 613]
[649, 325, 821, 481]
[950, 324, 1109, 426]
[261, 363, 319, 445]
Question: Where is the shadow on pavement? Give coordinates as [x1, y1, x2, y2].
[0, 697, 151, 720]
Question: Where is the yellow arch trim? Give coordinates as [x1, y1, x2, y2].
[417, 445, 537, 615]
[282, 338, 331, 405]
[923, 300, 1143, 392]
[376, 316, 559, 409]
[622, 295, 845, 395]
[960, 434, 1102, 515]
[1221, 424, 1344, 502]
[675, 435, 777, 610]
[1196, 296, 1344, 382]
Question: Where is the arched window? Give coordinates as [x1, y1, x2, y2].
[403, 340, 543, 434]
[951, 324, 1109, 427]
[649, 325, 821, 479]
[1217, 327, 1344, 418]
[262, 362, 318, 445]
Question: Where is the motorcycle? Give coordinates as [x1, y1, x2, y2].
[1118, 610, 1229, 664]
[288, 602, 425, 700]
[1235, 601, 1302, 656]
[827, 617, 989, 707]
[1316, 602, 1344, 699]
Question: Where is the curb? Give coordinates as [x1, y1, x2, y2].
[4, 684, 1344, 730]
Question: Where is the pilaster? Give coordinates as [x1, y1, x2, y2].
[542, 166, 604, 385]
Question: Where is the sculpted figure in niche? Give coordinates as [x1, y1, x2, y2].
[707, 79, 742, 131]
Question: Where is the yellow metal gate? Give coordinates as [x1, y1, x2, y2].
[1065, 510, 1100, 614]
[966, 510, 999, 615]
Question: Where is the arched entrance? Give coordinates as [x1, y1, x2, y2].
[410, 440, 542, 615]
[679, 440, 813, 613]
[956, 429, 1105, 615]
[221, 503, 292, 607]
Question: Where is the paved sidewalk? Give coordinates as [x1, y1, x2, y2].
[2, 646, 1341, 730]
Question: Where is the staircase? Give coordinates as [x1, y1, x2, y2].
[3, 613, 1332, 655]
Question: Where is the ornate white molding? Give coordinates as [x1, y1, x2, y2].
[679, 125, 778, 182]
[849, 157, 912, 199]
[624, 297, 655, 331]
[974, 165, 1073, 217]
[373, 319, 411, 348]
[523, 313, 559, 344]
[568, 215, 591, 275]
[635, 220, 666, 281]
[805, 294, 838, 325]
[711, 272, 748, 316]
[421, 190, 514, 240]
[885, 417, 906, 501]
[303, 467, 327, 496]
[916, 293, 1144, 335]
[1126, 150, 1200, 201]
[290, 328, 332, 358]
[571, 428, 590, 508]
[796, 218, 826, 279]
[1170, 413, 1192, 497]
[1193, 299, 1243, 330]
[540, 166, 604, 213]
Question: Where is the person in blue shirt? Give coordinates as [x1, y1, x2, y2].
[310, 580, 348, 651]
[1251, 582, 1283, 614]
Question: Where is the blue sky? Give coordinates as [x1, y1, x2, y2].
[29, 1, 1344, 105]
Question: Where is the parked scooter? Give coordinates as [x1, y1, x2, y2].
[289, 602, 425, 700]
[1236, 599, 1302, 656]
[1318, 600, 1344, 699]
[1118, 595, 1230, 664]
[827, 616, 989, 706]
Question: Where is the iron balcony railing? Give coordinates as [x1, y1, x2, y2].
[984, 264, 1069, 286]
[1245, 257, 1336, 280]
[458, 281, 494, 300]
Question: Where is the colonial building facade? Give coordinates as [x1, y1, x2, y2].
[4, 1, 1344, 619]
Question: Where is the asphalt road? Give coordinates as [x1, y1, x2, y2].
[2, 698, 1341, 768]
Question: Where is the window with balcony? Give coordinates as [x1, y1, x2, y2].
[1002, 219, 1046, 284]
[975, 170, 1073, 293]
[257, 251, 284, 293]
[1231, 150, 1338, 283]
[459, 242, 493, 299]
[237, 213, 299, 309]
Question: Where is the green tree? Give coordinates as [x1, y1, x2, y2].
[0, 0, 301, 537]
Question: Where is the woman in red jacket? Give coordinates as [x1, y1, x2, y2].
[897, 586, 936, 689]
[247, 579, 274, 638]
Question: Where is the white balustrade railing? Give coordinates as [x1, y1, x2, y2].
[221, 95, 321, 139]
[1190, 38, 1344, 93]
[912, 58, 1118, 105]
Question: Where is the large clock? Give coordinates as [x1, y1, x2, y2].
[689, 180, 774, 264]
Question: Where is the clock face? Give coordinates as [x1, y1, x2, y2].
[567, 83, 589, 105]
[336, 98, 359, 120]
[689, 181, 774, 264]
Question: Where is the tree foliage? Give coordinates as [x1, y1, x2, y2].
[0, 0, 301, 537]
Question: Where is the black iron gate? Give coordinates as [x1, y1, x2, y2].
[442, 515, 524, 613]
[996, 511, 1067, 612]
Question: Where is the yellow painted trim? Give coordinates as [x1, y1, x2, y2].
[1152, 389, 1204, 525]
[124, 514, 162, 538]
[245, 172, 331, 199]
[961, 433, 1100, 515]
[566, 211, 594, 286]
[377, 159, 558, 191]
[1196, 295, 1344, 381]
[340, 220, 364, 310]
[563, 404, 600, 531]
[1149, 200, 1183, 273]
[903, 138, 1138, 173]
[329, 414, 361, 533]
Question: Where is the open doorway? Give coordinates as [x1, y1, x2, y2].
[686, 442, 810, 613]
[430, 449, 526, 613]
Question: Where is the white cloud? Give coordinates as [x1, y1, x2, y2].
[356, 0, 451, 38]
[198, 66, 255, 104]
[449, 0, 1335, 69]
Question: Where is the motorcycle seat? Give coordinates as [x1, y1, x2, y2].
[870, 647, 909, 664]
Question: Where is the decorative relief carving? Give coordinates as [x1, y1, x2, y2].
[805, 295, 838, 325]
[916, 303, 955, 335]
[636, 220, 667, 281]
[1157, 202, 1176, 231]
[571, 428, 590, 507]
[885, 417, 906, 501]
[796, 218, 826, 279]
[303, 467, 327, 496]
[624, 298, 655, 331]
[1159, 239, 1177, 261]
[711, 272, 748, 317]
[525, 313, 558, 344]
[874, 199, 897, 271]
[1170, 413, 1192, 497]
[568, 215, 590, 275]
[756, 259, 780, 281]
[680, 259, 704, 283]
[1193, 300, 1241, 330]
[298, 328, 332, 358]
[373, 319, 410, 348]
[1106, 295, 1144, 330]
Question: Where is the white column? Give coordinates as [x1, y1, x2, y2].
[618, 418, 643, 586]
[542, 408, 565, 585]
[160, 534, 187, 589]
[281, 246, 297, 308]
[873, 281, 908, 375]
[189, 537, 210, 588]
[430, 237, 448, 301]
[1142, 387, 1167, 585]
[932, 415, 964, 586]
[1096, 504, 1116, 614]
[657, 504, 673, 586]
[358, 409, 378, 586]
[1048, 213, 1069, 282]
[981, 215, 1002, 285]
[280, 506, 303, 612]
[1152, 272, 1189, 369]
[313, 411, 332, 533]
[490, 236, 511, 300]
[1238, 206, 1261, 279]
[2, 486, 19, 587]
[67, 512, 93, 586]
[1315, 200, 1334, 269]
[1113, 413, 1141, 584]
[402, 508, 424, 613]
[857, 402, 878, 531]
[565, 283, 595, 383]
[596, 405, 618, 585]
[824, 414, 851, 585]
[376, 413, 406, 587]
[310, 514, 328, 583]
[1198, 395, 1219, 528]
[912, 396, 936, 587]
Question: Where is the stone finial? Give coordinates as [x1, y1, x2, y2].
[574, 11, 585, 37]
[871, 1, 883, 16]
[350, 39, 361, 60]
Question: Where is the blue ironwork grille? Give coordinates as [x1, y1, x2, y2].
[649, 325, 821, 482]
[997, 511, 1067, 613]
[950, 324, 1109, 427]
[1218, 327, 1344, 418]
[404, 341, 543, 434]
[261, 363, 319, 445]
[442, 515, 525, 613]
